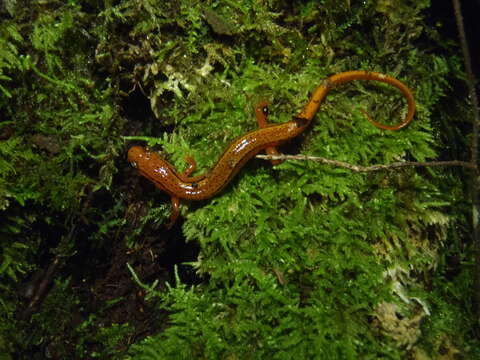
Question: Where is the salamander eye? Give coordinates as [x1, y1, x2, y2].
[130, 161, 138, 168]
[262, 106, 269, 116]
[191, 182, 198, 188]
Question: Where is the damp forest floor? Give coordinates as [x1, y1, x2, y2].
[1, 0, 480, 359]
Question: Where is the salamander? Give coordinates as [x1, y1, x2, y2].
[128, 71, 416, 227]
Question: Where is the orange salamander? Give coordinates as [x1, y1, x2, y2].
[128, 70, 416, 227]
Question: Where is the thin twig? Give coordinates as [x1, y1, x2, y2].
[452, 0, 480, 329]
[256, 154, 476, 172]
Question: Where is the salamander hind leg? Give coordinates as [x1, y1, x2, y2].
[254, 101, 283, 165]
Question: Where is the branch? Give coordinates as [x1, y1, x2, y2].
[452, 0, 480, 331]
[256, 154, 477, 172]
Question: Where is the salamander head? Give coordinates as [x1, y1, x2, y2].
[127, 146, 150, 168]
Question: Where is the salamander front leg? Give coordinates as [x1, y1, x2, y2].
[166, 156, 203, 228]
[183, 156, 196, 177]
[177, 156, 206, 183]
[255, 101, 283, 165]
[166, 196, 180, 229]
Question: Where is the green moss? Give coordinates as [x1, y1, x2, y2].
[0, 0, 477, 358]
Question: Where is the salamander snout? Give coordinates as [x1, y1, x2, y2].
[127, 146, 148, 168]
